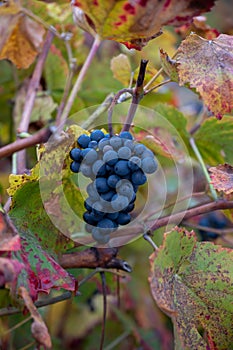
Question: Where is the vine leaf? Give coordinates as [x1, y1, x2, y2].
[209, 163, 233, 195]
[176, 15, 220, 40]
[110, 54, 132, 86]
[19, 287, 52, 348]
[149, 227, 233, 350]
[71, 0, 216, 50]
[0, 1, 45, 69]
[177, 33, 233, 118]
[194, 116, 233, 165]
[0, 211, 21, 251]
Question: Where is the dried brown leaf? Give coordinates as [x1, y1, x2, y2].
[177, 33, 233, 118]
[209, 163, 233, 195]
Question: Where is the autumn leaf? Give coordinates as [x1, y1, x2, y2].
[149, 227, 233, 350]
[209, 163, 233, 195]
[110, 54, 132, 86]
[177, 33, 233, 118]
[159, 49, 179, 82]
[0, 1, 45, 69]
[0, 211, 21, 251]
[71, 0, 216, 50]
[176, 15, 220, 40]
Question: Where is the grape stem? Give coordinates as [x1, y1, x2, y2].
[108, 88, 133, 136]
[121, 59, 148, 132]
[189, 137, 218, 201]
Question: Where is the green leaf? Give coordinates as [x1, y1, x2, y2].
[194, 116, 233, 164]
[149, 227, 233, 350]
[9, 181, 73, 254]
[177, 33, 233, 118]
[44, 44, 69, 94]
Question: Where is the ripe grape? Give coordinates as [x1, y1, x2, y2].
[77, 134, 90, 148]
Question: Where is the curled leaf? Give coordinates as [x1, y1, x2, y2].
[19, 287, 52, 348]
[177, 33, 233, 118]
[0, 1, 45, 68]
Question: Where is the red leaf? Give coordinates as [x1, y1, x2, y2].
[72, 0, 216, 50]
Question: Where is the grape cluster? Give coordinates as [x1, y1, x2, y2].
[70, 129, 158, 244]
[198, 212, 228, 241]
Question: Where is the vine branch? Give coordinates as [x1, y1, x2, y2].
[121, 59, 148, 132]
[0, 128, 52, 159]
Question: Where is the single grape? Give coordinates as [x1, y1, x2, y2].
[117, 146, 132, 159]
[134, 144, 146, 156]
[107, 212, 119, 220]
[80, 148, 92, 158]
[124, 139, 135, 151]
[111, 194, 129, 211]
[100, 190, 116, 202]
[107, 174, 121, 188]
[92, 160, 106, 176]
[83, 149, 98, 165]
[103, 145, 113, 153]
[141, 157, 158, 174]
[114, 160, 130, 176]
[90, 129, 105, 142]
[83, 211, 98, 225]
[106, 164, 115, 175]
[128, 156, 141, 171]
[80, 163, 93, 178]
[70, 148, 82, 162]
[97, 218, 116, 232]
[94, 177, 110, 193]
[92, 201, 105, 216]
[116, 179, 134, 201]
[109, 136, 122, 150]
[116, 212, 131, 225]
[77, 134, 90, 148]
[98, 138, 109, 151]
[92, 228, 110, 244]
[119, 131, 133, 140]
[131, 170, 147, 185]
[70, 161, 80, 173]
[84, 198, 93, 211]
[88, 140, 98, 149]
[86, 183, 99, 201]
[85, 223, 93, 233]
[124, 203, 135, 212]
[141, 149, 154, 159]
[103, 150, 118, 166]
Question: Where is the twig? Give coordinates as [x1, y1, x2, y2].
[55, 67, 76, 127]
[143, 232, 158, 250]
[0, 128, 52, 159]
[149, 200, 233, 231]
[144, 79, 171, 94]
[121, 59, 148, 132]
[59, 247, 132, 272]
[100, 272, 107, 350]
[18, 31, 54, 134]
[82, 93, 114, 130]
[107, 88, 133, 136]
[60, 35, 101, 128]
[182, 221, 233, 235]
[190, 137, 218, 201]
[16, 30, 54, 173]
